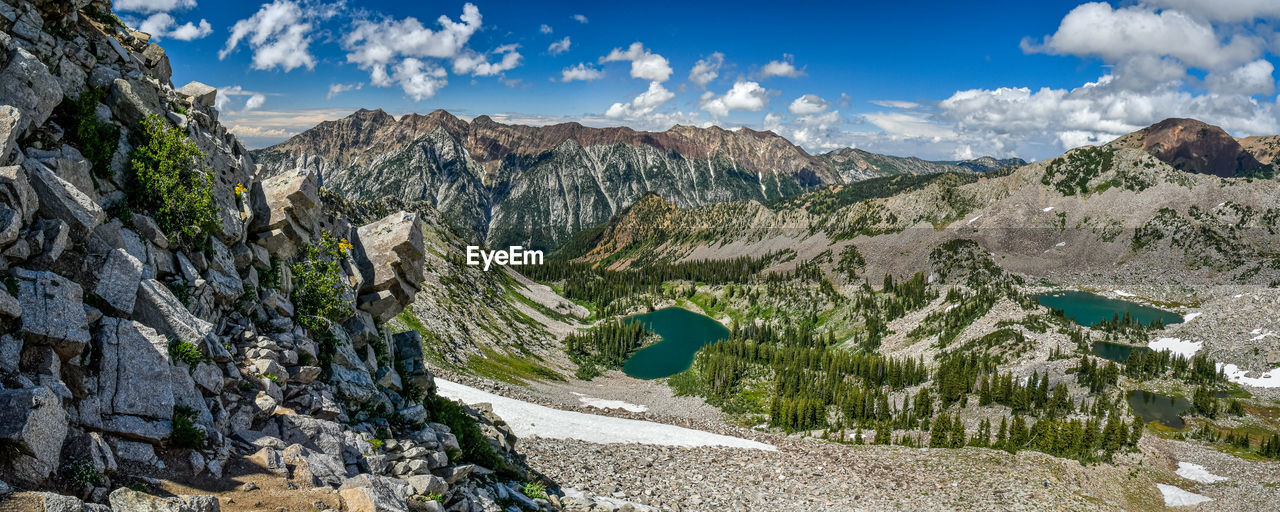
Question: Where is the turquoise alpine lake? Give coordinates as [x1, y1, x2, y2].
[1035, 291, 1184, 328]
[1126, 390, 1190, 429]
[621, 307, 730, 379]
[1090, 341, 1151, 364]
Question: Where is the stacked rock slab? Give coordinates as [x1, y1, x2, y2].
[353, 211, 424, 322]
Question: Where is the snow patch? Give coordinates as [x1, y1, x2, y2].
[1042, 206, 1055, 212]
[436, 379, 776, 450]
[1149, 338, 1202, 358]
[570, 392, 648, 413]
[1113, 290, 1135, 297]
[1055, 242, 1066, 247]
[966, 214, 982, 225]
[1251, 331, 1275, 341]
[1251, 328, 1263, 335]
[1218, 364, 1280, 388]
[1175, 462, 1227, 484]
[1157, 484, 1213, 506]
[1183, 312, 1202, 322]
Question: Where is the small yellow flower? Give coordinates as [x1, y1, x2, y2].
[234, 183, 247, 197]
[338, 237, 354, 254]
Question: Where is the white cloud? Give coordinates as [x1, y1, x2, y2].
[1143, 0, 1280, 22]
[601, 42, 673, 82]
[326, 82, 363, 99]
[115, 0, 195, 14]
[548, 37, 571, 56]
[869, 100, 920, 109]
[864, 112, 957, 141]
[689, 52, 724, 88]
[1023, 2, 1261, 70]
[244, 93, 267, 110]
[134, 12, 211, 41]
[788, 94, 828, 115]
[605, 81, 675, 119]
[561, 63, 604, 82]
[453, 44, 522, 76]
[394, 58, 449, 100]
[761, 55, 804, 78]
[1205, 59, 1276, 96]
[572, 14, 588, 24]
[700, 81, 769, 118]
[220, 0, 318, 71]
[540, 24, 552, 34]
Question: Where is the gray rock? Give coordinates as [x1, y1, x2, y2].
[282, 443, 348, 488]
[93, 317, 173, 420]
[131, 213, 169, 249]
[0, 287, 20, 318]
[0, 203, 20, 247]
[29, 218, 68, 263]
[107, 77, 162, 128]
[339, 474, 411, 512]
[26, 161, 104, 240]
[0, 335, 21, 374]
[180, 495, 219, 512]
[354, 211, 424, 322]
[246, 446, 287, 475]
[108, 487, 193, 512]
[0, 48, 62, 135]
[436, 464, 474, 484]
[15, 268, 89, 359]
[111, 438, 159, 465]
[0, 165, 37, 224]
[290, 365, 321, 384]
[94, 248, 143, 314]
[0, 386, 67, 484]
[176, 81, 216, 107]
[249, 170, 319, 259]
[405, 474, 447, 496]
[192, 362, 222, 395]
[88, 432, 118, 475]
[0, 105, 19, 164]
[133, 279, 214, 344]
[141, 43, 171, 83]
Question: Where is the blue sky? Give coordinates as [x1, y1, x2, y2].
[117, 0, 1280, 160]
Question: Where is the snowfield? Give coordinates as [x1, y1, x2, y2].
[1113, 290, 1135, 297]
[1156, 484, 1213, 506]
[1182, 312, 1202, 322]
[1149, 338, 1202, 358]
[1175, 462, 1227, 484]
[570, 392, 649, 413]
[1218, 364, 1280, 388]
[435, 379, 777, 451]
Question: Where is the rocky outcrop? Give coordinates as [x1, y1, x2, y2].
[353, 211, 424, 322]
[0, 386, 66, 485]
[1108, 118, 1266, 177]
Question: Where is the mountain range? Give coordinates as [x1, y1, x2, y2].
[252, 110, 1025, 250]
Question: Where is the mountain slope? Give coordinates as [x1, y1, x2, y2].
[1107, 118, 1267, 177]
[253, 110, 835, 251]
[820, 148, 1025, 181]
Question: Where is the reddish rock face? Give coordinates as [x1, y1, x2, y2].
[1238, 135, 1280, 166]
[1118, 118, 1264, 177]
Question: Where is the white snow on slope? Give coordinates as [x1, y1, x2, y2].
[570, 392, 648, 413]
[966, 214, 982, 225]
[1251, 331, 1276, 341]
[1149, 338, 1202, 358]
[1176, 462, 1227, 484]
[1157, 484, 1213, 506]
[1114, 290, 1135, 297]
[1042, 206, 1055, 212]
[1217, 364, 1280, 388]
[435, 379, 776, 451]
[1183, 312, 1202, 322]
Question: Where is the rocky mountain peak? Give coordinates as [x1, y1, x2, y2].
[1108, 117, 1265, 177]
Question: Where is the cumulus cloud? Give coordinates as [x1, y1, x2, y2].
[394, 58, 449, 100]
[788, 94, 828, 115]
[453, 44, 523, 76]
[864, 112, 956, 141]
[1143, 0, 1280, 22]
[689, 52, 724, 88]
[220, 0, 320, 71]
[869, 100, 920, 109]
[561, 63, 604, 82]
[213, 85, 270, 112]
[327, 82, 363, 99]
[244, 93, 267, 110]
[606, 81, 675, 119]
[540, 24, 552, 34]
[601, 42, 673, 82]
[548, 37, 571, 56]
[572, 14, 588, 24]
[1022, 2, 1261, 70]
[136, 13, 212, 41]
[1205, 59, 1277, 96]
[760, 55, 804, 78]
[115, 0, 195, 13]
[700, 81, 769, 118]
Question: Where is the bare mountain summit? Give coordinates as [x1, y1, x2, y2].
[1109, 118, 1267, 177]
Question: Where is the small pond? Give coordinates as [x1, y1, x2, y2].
[1127, 390, 1190, 429]
[1091, 341, 1151, 364]
[621, 307, 730, 380]
[1036, 291, 1183, 328]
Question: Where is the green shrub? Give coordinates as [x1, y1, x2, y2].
[290, 232, 352, 334]
[169, 405, 205, 449]
[425, 395, 507, 471]
[126, 114, 219, 249]
[54, 87, 119, 179]
[168, 339, 204, 367]
[65, 458, 103, 487]
[427, 492, 444, 502]
[522, 482, 548, 499]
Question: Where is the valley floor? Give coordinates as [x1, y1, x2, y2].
[440, 371, 1280, 511]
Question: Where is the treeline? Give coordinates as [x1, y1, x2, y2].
[522, 254, 775, 315]
[564, 320, 650, 379]
[1123, 350, 1224, 384]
